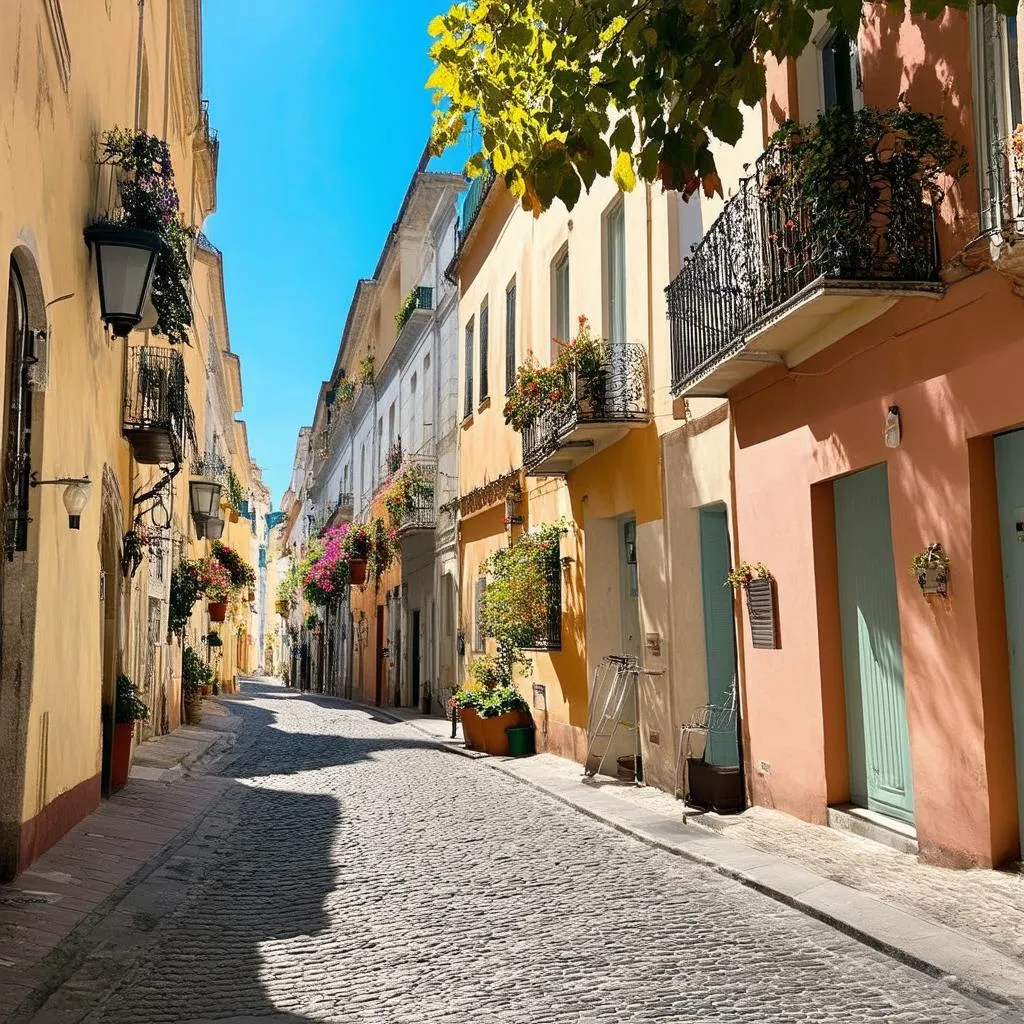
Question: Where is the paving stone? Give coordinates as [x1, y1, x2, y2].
[16, 680, 1003, 1023]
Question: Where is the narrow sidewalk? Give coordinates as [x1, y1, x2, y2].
[371, 702, 1024, 1012]
[0, 698, 242, 1021]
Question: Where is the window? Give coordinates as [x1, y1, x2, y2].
[478, 300, 489, 403]
[522, 545, 562, 652]
[473, 576, 486, 651]
[605, 201, 626, 345]
[552, 247, 570, 351]
[973, 5, 1024, 230]
[409, 372, 418, 451]
[4, 261, 33, 553]
[820, 30, 860, 114]
[464, 318, 474, 419]
[505, 281, 517, 393]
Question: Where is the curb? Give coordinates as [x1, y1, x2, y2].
[362, 700, 1023, 1015]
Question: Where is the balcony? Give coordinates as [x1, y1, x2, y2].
[385, 456, 437, 536]
[123, 345, 189, 465]
[459, 163, 496, 244]
[325, 491, 354, 528]
[395, 286, 433, 336]
[666, 129, 944, 398]
[521, 343, 649, 477]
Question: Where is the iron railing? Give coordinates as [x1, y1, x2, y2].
[521, 342, 648, 469]
[388, 456, 437, 534]
[665, 138, 941, 395]
[123, 345, 188, 464]
[396, 286, 434, 334]
[460, 163, 496, 243]
[523, 549, 562, 651]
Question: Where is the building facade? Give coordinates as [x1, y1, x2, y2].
[0, 1, 259, 879]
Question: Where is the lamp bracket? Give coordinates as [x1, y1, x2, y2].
[30, 473, 90, 488]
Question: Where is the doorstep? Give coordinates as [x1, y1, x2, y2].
[827, 804, 919, 856]
[362, 702, 1024, 1012]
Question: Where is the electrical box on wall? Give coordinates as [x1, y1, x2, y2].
[532, 683, 547, 711]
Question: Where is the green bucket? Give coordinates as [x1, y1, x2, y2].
[505, 725, 536, 757]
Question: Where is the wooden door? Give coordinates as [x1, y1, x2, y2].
[834, 464, 914, 823]
[698, 505, 739, 766]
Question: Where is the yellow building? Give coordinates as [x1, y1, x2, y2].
[0, 2, 255, 879]
[452, 164, 741, 790]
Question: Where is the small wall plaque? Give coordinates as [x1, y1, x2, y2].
[532, 683, 547, 711]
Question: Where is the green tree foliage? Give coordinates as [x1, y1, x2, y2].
[427, 0, 1008, 214]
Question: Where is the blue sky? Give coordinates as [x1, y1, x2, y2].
[202, 1, 469, 506]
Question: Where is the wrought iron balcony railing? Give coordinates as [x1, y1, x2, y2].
[523, 549, 562, 652]
[666, 138, 941, 395]
[521, 342, 649, 471]
[387, 455, 437, 535]
[123, 345, 188, 465]
[396, 286, 433, 335]
[460, 163, 496, 243]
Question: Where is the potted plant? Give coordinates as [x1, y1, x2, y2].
[212, 540, 256, 595]
[182, 645, 208, 724]
[302, 525, 352, 604]
[111, 674, 150, 790]
[224, 469, 245, 523]
[453, 668, 533, 756]
[92, 127, 195, 344]
[200, 555, 232, 622]
[358, 354, 375, 386]
[342, 524, 373, 585]
[169, 558, 203, 636]
[206, 630, 223, 650]
[911, 543, 950, 596]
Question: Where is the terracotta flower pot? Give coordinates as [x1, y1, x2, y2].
[110, 721, 134, 791]
[208, 601, 227, 622]
[200, 684, 212, 697]
[248, 589, 256, 602]
[229, 509, 240, 524]
[183, 692, 203, 725]
[276, 600, 288, 616]
[349, 559, 367, 586]
[460, 707, 533, 756]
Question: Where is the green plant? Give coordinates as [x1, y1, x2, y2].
[169, 558, 203, 635]
[358, 355, 375, 386]
[205, 630, 223, 648]
[211, 541, 256, 591]
[383, 465, 435, 527]
[182, 645, 213, 695]
[277, 560, 302, 605]
[224, 469, 246, 513]
[452, 683, 530, 718]
[98, 127, 194, 343]
[726, 561, 772, 590]
[910, 543, 950, 593]
[342, 519, 395, 582]
[115, 673, 151, 724]
[426, 0, 967, 216]
[467, 656, 503, 687]
[199, 556, 233, 602]
[395, 288, 418, 333]
[761, 107, 966, 279]
[480, 519, 567, 683]
[503, 316, 606, 431]
[305, 611, 320, 631]
[333, 378, 357, 406]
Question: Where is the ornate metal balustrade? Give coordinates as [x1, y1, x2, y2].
[666, 137, 941, 395]
[521, 342, 649, 471]
[389, 455, 437, 535]
[396, 286, 433, 334]
[123, 345, 189, 465]
[460, 163, 496, 243]
[523, 549, 562, 652]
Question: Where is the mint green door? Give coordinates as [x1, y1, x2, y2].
[993, 429, 1024, 853]
[834, 465, 915, 823]
[699, 505, 739, 766]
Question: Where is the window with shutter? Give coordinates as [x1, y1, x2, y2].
[505, 282, 517, 394]
[473, 576, 486, 651]
[523, 547, 562, 651]
[464, 318, 474, 420]
[479, 300, 489, 402]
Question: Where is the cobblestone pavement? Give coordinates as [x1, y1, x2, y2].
[20, 682, 1019, 1023]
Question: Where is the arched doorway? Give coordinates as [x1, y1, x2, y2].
[0, 251, 45, 879]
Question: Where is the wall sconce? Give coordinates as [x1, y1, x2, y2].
[560, 555, 575, 570]
[30, 474, 91, 529]
[83, 224, 162, 337]
[204, 516, 225, 540]
[189, 478, 222, 521]
[504, 480, 523, 526]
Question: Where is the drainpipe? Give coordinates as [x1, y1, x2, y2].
[133, 0, 146, 129]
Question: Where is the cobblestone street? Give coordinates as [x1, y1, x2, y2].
[10, 681, 1019, 1023]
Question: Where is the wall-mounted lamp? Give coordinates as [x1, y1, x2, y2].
[204, 516, 225, 540]
[189, 478, 221, 521]
[884, 405, 902, 449]
[560, 555, 575, 570]
[30, 474, 91, 529]
[83, 224, 162, 337]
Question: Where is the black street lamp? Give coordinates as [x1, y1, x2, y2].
[84, 224, 162, 337]
[204, 516, 225, 540]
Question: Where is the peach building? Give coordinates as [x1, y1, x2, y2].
[668, 6, 1024, 866]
